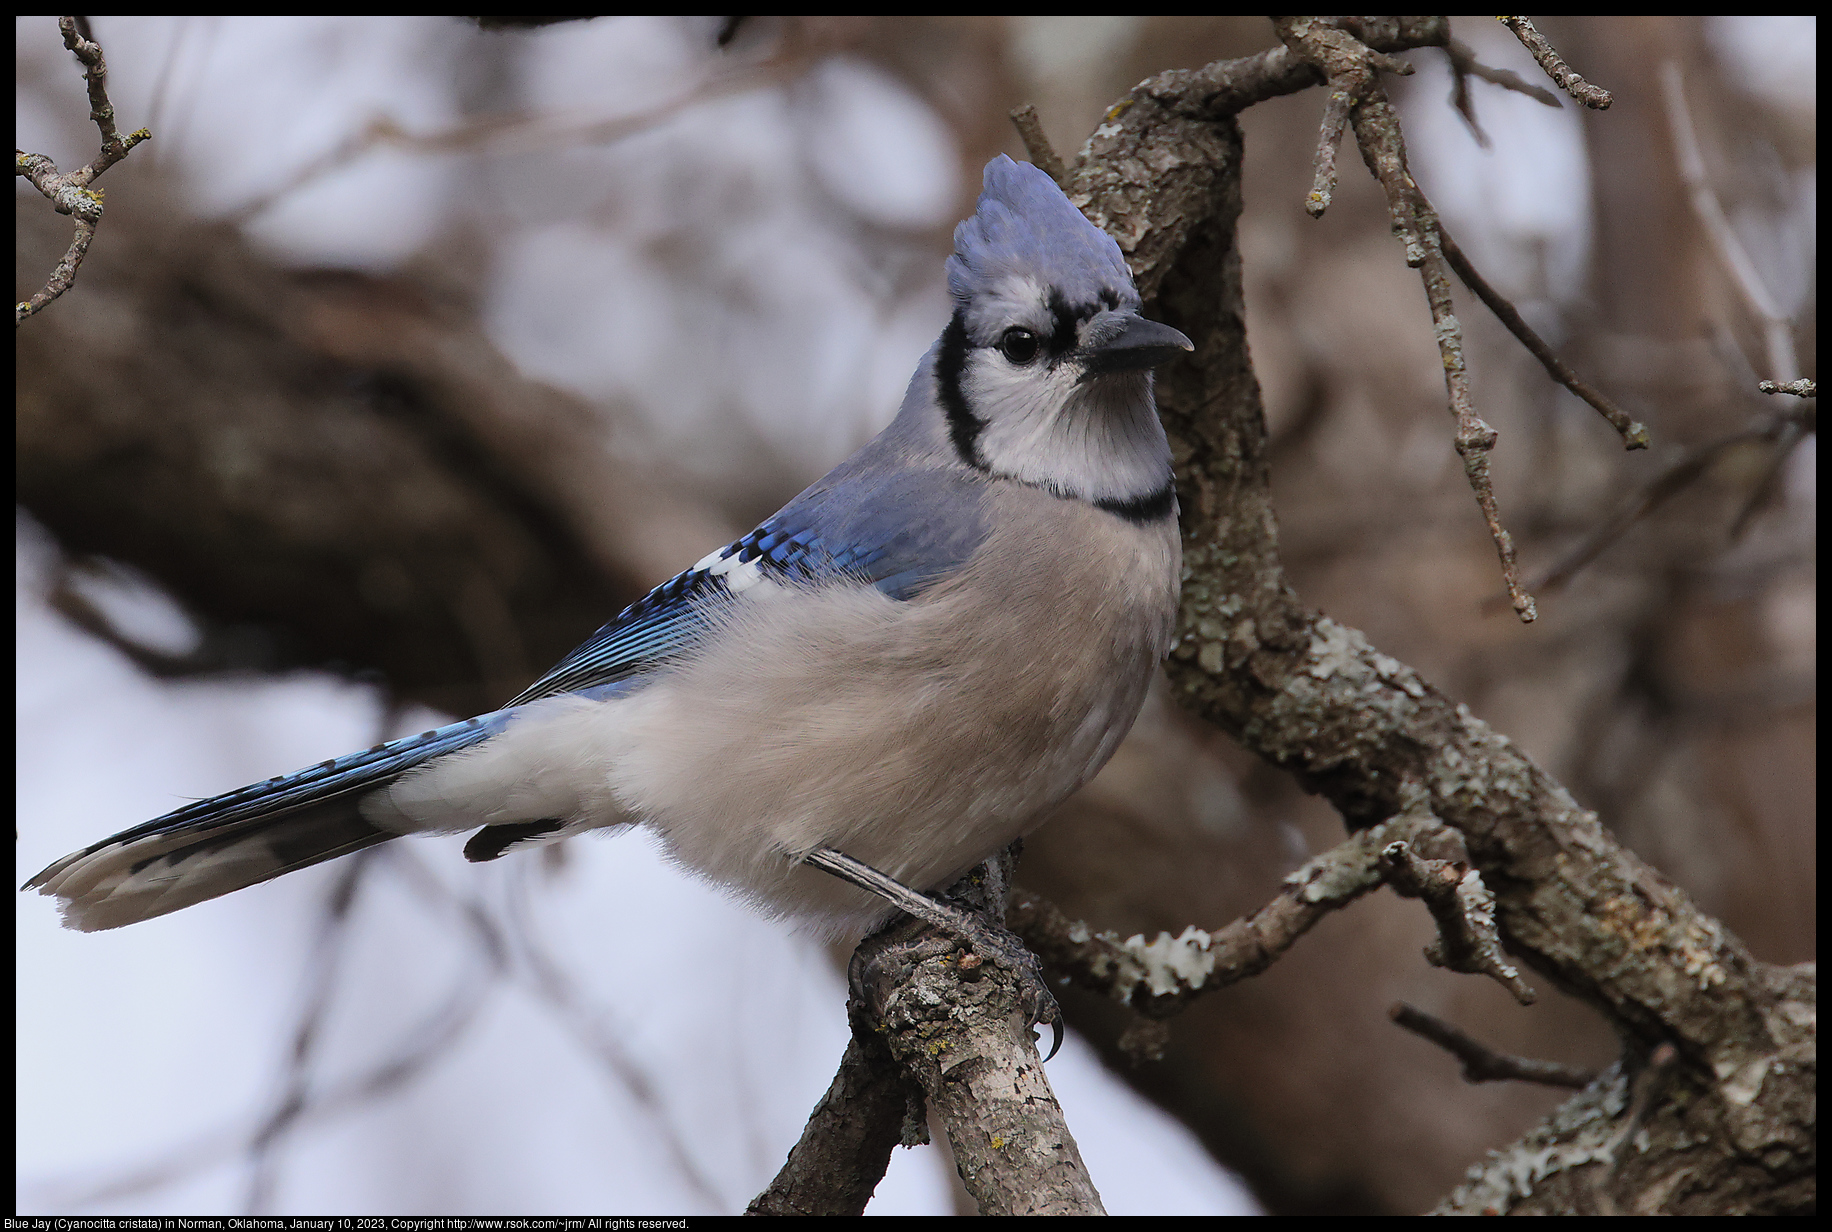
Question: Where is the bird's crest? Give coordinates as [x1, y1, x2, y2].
[947, 155, 1134, 309]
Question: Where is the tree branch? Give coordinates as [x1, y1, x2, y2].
[1497, 17, 1613, 110]
[1059, 25, 1811, 1215]
[1009, 808, 1446, 1021]
[1008, 104, 1067, 186]
[1390, 1003, 1597, 1089]
[843, 849, 1103, 1215]
[16, 16, 151, 325]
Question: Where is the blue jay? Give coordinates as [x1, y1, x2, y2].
[27, 157, 1191, 975]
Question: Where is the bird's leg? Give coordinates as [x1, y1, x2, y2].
[805, 845, 1063, 1060]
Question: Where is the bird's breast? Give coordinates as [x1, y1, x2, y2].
[617, 482, 1181, 932]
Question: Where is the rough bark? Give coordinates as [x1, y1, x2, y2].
[1053, 27, 1813, 1215]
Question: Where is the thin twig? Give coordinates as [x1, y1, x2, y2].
[1437, 223, 1649, 449]
[244, 853, 375, 1213]
[1275, 17, 1537, 619]
[1443, 37, 1564, 150]
[1390, 1003, 1597, 1088]
[1727, 414, 1811, 541]
[1519, 410, 1806, 599]
[16, 17, 151, 325]
[501, 858, 726, 1210]
[1758, 379, 1815, 398]
[1444, 45, 1489, 149]
[1497, 16, 1613, 109]
[227, 55, 800, 226]
[1009, 103, 1067, 186]
[1422, 222, 1536, 620]
[1445, 38, 1563, 108]
[1306, 86, 1352, 216]
[1662, 62, 1800, 384]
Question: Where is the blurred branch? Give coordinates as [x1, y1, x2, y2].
[1662, 62, 1801, 385]
[17, 196, 735, 717]
[1497, 16, 1613, 109]
[229, 21, 840, 226]
[1443, 37, 1561, 153]
[1390, 1003, 1597, 1088]
[1008, 103, 1066, 186]
[747, 1028, 926, 1216]
[30, 842, 502, 1213]
[16, 16, 151, 325]
[228, 59, 799, 226]
[1519, 397, 1813, 600]
[501, 860, 726, 1208]
[244, 851, 382, 1213]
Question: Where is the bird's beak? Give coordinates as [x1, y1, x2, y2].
[1078, 310, 1194, 377]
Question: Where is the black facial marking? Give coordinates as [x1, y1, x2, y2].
[1094, 479, 1177, 525]
[935, 310, 986, 470]
[1045, 288, 1082, 360]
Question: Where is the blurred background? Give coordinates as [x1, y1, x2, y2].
[16, 16, 1814, 1216]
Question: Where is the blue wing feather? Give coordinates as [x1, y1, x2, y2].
[506, 465, 993, 706]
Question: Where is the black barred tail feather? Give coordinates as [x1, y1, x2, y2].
[24, 712, 511, 931]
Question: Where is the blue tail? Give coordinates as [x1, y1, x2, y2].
[24, 712, 511, 931]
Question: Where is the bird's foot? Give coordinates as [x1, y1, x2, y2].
[824, 848, 1062, 1060]
[943, 911, 1064, 1060]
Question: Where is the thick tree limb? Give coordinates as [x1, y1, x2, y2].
[746, 1029, 925, 1216]
[1059, 28, 1812, 1215]
[16, 195, 734, 717]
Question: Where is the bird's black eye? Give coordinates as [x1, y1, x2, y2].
[997, 327, 1040, 365]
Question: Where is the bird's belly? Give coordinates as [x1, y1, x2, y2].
[620, 543, 1175, 934]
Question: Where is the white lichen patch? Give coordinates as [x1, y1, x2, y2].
[1116, 925, 1216, 996]
[1714, 1055, 1772, 1107]
[1284, 829, 1387, 902]
[1436, 1064, 1628, 1214]
[1305, 617, 1362, 680]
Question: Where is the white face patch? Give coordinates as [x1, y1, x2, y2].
[962, 353, 1169, 509]
[949, 275, 1172, 508]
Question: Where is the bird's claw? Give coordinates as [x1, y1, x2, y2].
[956, 918, 1063, 1059]
[850, 910, 1063, 1060]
